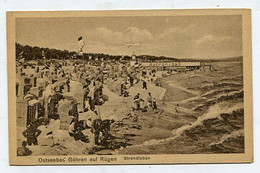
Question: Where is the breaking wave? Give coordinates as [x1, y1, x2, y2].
[193, 89, 243, 111]
[175, 96, 207, 104]
[216, 81, 242, 87]
[200, 81, 242, 91]
[172, 103, 243, 137]
[201, 88, 238, 98]
[209, 129, 244, 146]
[141, 102, 243, 146]
[201, 83, 215, 90]
[216, 89, 243, 101]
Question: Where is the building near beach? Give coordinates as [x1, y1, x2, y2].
[141, 61, 210, 71]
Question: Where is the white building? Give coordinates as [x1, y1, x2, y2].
[141, 61, 202, 70]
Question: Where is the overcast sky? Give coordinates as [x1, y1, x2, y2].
[16, 15, 242, 59]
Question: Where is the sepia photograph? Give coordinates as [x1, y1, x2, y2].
[7, 9, 253, 165]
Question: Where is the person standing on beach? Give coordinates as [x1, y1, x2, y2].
[66, 78, 70, 92]
[175, 104, 180, 116]
[130, 75, 134, 87]
[142, 80, 147, 90]
[120, 81, 125, 96]
[133, 93, 141, 111]
[83, 85, 90, 109]
[152, 98, 157, 111]
[22, 121, 41, 146]
[147, 92, 153, 108]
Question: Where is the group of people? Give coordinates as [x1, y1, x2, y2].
[64, 68, 116, 147]
[120, 81, 130, 97]
[133, 92, 157, 112]
[68, 108, 115, 147]
[17, 56, 184, 155]
[17, 60, 121, 155]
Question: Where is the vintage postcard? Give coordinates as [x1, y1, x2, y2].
[7, 9, 253, 165]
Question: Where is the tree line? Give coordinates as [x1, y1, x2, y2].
[16, 43, 130, 61]
[16, 43, 236, 62]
